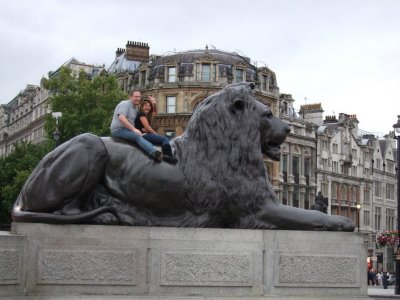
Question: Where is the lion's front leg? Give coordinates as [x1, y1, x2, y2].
[256, 202, 355, 231]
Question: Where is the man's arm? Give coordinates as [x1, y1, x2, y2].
[118, 114, 142, 135]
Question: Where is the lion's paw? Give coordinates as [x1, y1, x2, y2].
[326, 215, 355, 231]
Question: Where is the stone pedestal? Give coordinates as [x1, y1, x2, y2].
[0, 223, 368, 299]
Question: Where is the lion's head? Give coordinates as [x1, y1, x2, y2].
[172, 83, 290, 226]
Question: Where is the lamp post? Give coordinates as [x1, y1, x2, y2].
[356, 203, 361, 232]
[51, 112, 62, 147]
[393, 115, 400, 295]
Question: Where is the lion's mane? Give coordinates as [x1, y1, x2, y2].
[173, 83, 272, 227]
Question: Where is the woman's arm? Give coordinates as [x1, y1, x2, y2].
[148, 96, 157, 124]
[140, 116, 157, 134]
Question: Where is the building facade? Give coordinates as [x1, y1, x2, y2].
[0, 58, 104, 157]
[300, 104, 398, 272]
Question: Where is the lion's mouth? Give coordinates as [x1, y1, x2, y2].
[262, 142, 282, 161]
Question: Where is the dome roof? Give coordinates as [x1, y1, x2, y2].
[151, 48, 254, 68]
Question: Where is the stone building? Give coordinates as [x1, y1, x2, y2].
[0, 58, 104, 157]
[278, 95, 318, 209]
[300, 103, 398, 272]
[108, 41, 284, 187]
[0, 85, 50, 156]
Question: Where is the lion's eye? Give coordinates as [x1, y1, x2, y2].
[263, 111, 273, 118]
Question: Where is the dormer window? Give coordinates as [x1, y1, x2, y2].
[196, 63, 216, 82]
[201, 64, 211, 81]
[262, 74, 269, 91]
[235, 68, 244, 83]
[167, 66, 176, 82]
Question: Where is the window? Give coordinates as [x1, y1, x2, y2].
[352, 149, 357, 157]
[352, 166, 357, 176]
[322, 158, 328, 170]
[304, 157, 310, 185]
[140, 70, 146, 86]
[341, 185, 347, 202]
[363, 185, 371, 204]
[293, 186, 299, 207]
[201, 64, 211, 81]
[332, 161, 339, 173]
[386, 209, 395, 230]
[166, 96, 176, 113]
[376, 158, 381, 170]
[292, 156, 299, 184]
[167, 67, 176, 82]
[374, 207, 381, 231]
[321, 181, 328, 196]
[386, 183, 395, 200]
[333, 143, 338, 153]
[262, 74, 268, 91]
[321, 140, 328, 150]
[235, 68, 243, 82]
[331, 183, 338, 200]
[341, 164, 349, 176]
[374, 181, 382, 197]
[387, 162, 394, 173]
[304, 187, 310, 209]
[363, 210, 370, 226]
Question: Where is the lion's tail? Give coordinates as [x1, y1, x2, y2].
[12, 199, 118, 224]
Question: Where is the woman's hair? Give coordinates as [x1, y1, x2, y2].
[139, 99, 153, 124]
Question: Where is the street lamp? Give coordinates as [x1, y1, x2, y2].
[51, 112, 62, 147]
[356, 203, 361, 232]
[392, 115, 400, 295]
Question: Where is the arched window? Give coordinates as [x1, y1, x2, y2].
[331, 183, 337, 200]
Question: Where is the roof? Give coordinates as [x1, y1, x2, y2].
[151, 49, 255, 68]
[108, 52, 141, 74]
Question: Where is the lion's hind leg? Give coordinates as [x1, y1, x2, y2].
[13, 133, 108, 221]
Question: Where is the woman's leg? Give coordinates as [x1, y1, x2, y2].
[143, 134, 177, 163]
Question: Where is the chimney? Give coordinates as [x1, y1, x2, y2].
[324, 115, 339, 124]
[115, 48, 125, 58]
[299, 103, 324, 126]
[125, 41, 150, 62]
[349, 114, 359, 137]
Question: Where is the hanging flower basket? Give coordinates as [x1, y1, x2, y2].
[376, 231, 400, 248]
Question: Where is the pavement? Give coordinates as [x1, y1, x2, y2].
[368, 285, 400, 298]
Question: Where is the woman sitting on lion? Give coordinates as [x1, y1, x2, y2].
[135, 98, 178, 164]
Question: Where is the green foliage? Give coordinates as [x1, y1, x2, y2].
[43, 67, 127, 143]
[0, 142, 51, 228]
[0, 68, 126, 228]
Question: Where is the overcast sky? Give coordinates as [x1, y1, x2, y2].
[1, 0, 399, 135]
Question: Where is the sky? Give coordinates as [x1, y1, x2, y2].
[1, 0, 399, 136]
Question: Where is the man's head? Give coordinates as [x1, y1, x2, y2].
[130, 90, 141, 106]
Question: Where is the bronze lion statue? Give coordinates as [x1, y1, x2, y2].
[12, 83, 354, 231]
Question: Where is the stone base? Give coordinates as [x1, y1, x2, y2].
[0, 223, 368, 299]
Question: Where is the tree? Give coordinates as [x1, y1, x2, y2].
[43, 67, 127, 144]
[0, 142, 51, 228]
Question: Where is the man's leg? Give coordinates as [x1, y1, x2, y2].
[111, 128, 161, 161]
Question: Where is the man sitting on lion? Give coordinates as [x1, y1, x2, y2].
[12, 83, 355, 231]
